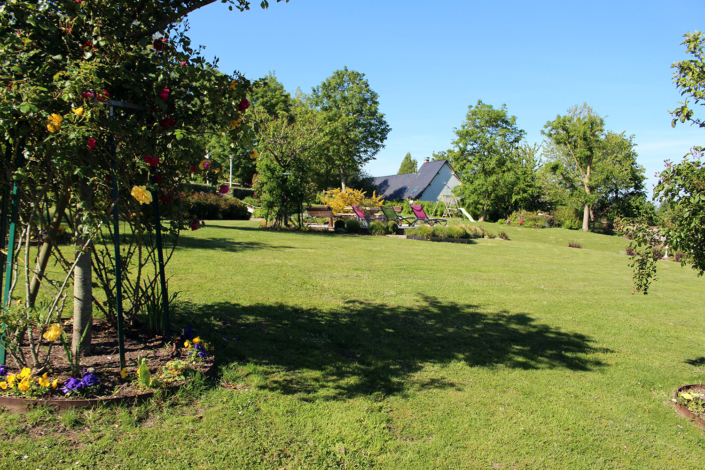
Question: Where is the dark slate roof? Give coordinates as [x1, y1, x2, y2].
[372, 160, 448, 200]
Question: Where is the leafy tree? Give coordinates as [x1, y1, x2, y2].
[447, 100, 526, 221]
[309, 67, 391, 190]
[542, 104, 605, 231]
[398, 152, 418, 174]
[619, 31, 705, 293]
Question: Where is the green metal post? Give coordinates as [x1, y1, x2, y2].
[0, 143, 11, 365]
[109, 106, 127, 370]
[150, 166, 170, 339]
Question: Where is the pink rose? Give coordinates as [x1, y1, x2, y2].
[181, 61, 187, 66]
[158, 88, 169, 101]
[87, 137, 96, 150]
[218, 184, 230, 195]
[81, 91, 95, 101]
[202, 161, 211, 170]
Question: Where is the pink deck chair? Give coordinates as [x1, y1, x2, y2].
[409, 204, 447, 226]
[351, 205, 385, 228]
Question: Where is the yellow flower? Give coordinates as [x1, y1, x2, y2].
[18, 368, 32, 379]
[184, 340, 191, 348]
[43, 323, 63, 342]
[250, 150, 258, 160]
[73, 107, 84, 116]
[37, 375, 50, 387]
[18, 381, 30, 392]
[192, 337, 201, 344]
[131, 186, 153, 205]
[51, 379, 59, 389]
[7, 375, 16, 386]
[229, 80, 236, 90]
[229, 119, 238, 129]
[0, 382, 6, 389]
[120, 368, 128, 379]
[47, 113, 62, 133]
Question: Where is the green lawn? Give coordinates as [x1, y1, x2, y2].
[2, 220, 704, 469]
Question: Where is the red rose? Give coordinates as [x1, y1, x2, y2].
[159, 193, 174, 204]
[96, 90, 110, 103]
[237, 98, 250, 111]
[189, 219, 201, 231]
[181, 61, 187, 66]
[81, 91, 95, 101]
[190, 166, 197, 173]
[158, 88, 169, 101]
[202, 161, 211, 170]
[218, 184, 230, 195]
[159, 117, 175, 130]
[87, 137, 96, 150]
[143, 154, 159, 166]
[155, 175, 162, 184]
[153, 38, 167, 51]
[82, 40, 93, 49]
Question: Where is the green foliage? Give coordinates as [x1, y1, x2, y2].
[398, 152, 418, 174]
[309, 67, 391, 188]
[185, 192, 251, 220]
[448, 100, 540, 220]
[334, 219, 346, 231]
[345, 219, 361, 233]
[553, 206, 583, 230]
[137, 357, 151, 388]
[369, 221, 388, 236]
[387, 221, 399, 235]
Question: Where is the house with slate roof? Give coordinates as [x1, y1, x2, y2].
[372, 159, 461, 202]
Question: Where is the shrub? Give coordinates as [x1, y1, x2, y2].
[475, 226, 485, 238]
[345, 219, 361, 233]
[449, 225, 469, 239]
[407, 225, 433, 238]
[569, 241, 582, 249]
[553, 206, 582, 230]
[674, 252, 685, 262]
[387, 221, 398, 235]
[484, 231, 495, 239]
[508, 210, 552, 229]
[369, 221, 388, 236]
[334, 219, 346, 231]
[498, 231, 509, 240]
[185, 192, 250, 220]
[433, 226, 453, 238]
[319, 188, 385, 215]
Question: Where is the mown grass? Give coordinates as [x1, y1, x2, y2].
[1, 219, 704, 469]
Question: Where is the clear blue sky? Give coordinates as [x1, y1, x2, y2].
[187, 0, 704, 196]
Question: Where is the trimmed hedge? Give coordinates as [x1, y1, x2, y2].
[185, 192, 251, 220]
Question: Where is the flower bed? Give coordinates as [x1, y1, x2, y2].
[0, 321, 214, 413]
[673, 384, 705, 428]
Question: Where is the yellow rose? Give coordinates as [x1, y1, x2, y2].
[47, 113, 62, 133]
[73, 107, 84, 116]
[43, 323, 63, 342]
[131, 185, 153, 205]
[18, 368, 32, 379]
[192, 337, 201, 344]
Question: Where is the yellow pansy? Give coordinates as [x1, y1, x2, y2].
[18, 368, 32, 379]
[120, 368, 128, 379]
[51, 379, 59, 389]
[72, 107, 84, 116]
[18, 379, 30, 391]
[131, 186, 153, 205]
[0, 382, 6, 389]
[43, 323, 63, 341]
[7, 375, 16, 386]
[37, 375, 50, 387]
[184, 340, 191, 348]
[192, 337, 201, 344]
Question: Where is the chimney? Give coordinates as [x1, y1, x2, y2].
[424, 157, 429, 163]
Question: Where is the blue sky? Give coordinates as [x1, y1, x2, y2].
[186, 0, 704, 196]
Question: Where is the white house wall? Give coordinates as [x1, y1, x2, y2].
[419, 164, 461, 201]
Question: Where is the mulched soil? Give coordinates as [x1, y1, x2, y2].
[3, 320, 214, 400]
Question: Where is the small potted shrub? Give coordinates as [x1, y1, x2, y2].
[345, 219, 361, 234]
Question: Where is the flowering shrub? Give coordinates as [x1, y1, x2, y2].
[508, 210, 552, 229]
[319, 188, 385, 215]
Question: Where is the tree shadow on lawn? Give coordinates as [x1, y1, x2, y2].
[177, 295, 610, 400]
[175, 236, 294, 252]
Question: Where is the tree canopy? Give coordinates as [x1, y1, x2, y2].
[398, 152, 418, 174]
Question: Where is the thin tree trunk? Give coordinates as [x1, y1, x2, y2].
[340, 170, 346, 191]
[28, 192, 69, 307]
[582, 204, 590, 232]
[72, 183, 93, 356]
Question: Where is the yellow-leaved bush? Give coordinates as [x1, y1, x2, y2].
[319, 188, 385, 215]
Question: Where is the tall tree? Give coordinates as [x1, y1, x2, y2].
[308, 67, 391, 189]
[398, 152, 417, 174]
[448, 100, 526, 221]
[542, 104, 605, 231]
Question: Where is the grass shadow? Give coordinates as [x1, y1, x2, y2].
[175, 236, 294, 252]
[174, 295, 609, 400]
[685, 357, 705, 366]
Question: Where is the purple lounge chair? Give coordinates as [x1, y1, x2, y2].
[351, 205, 385, 228]
[410, 204, 447, 226]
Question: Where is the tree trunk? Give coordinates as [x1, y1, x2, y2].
[72, 183, 93, 356]
[28, 191, 69, 307]
[340, 170, 346, 191]
[582, 204, 590, 232]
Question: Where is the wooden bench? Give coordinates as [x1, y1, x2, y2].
[304, 206, 335, 229]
